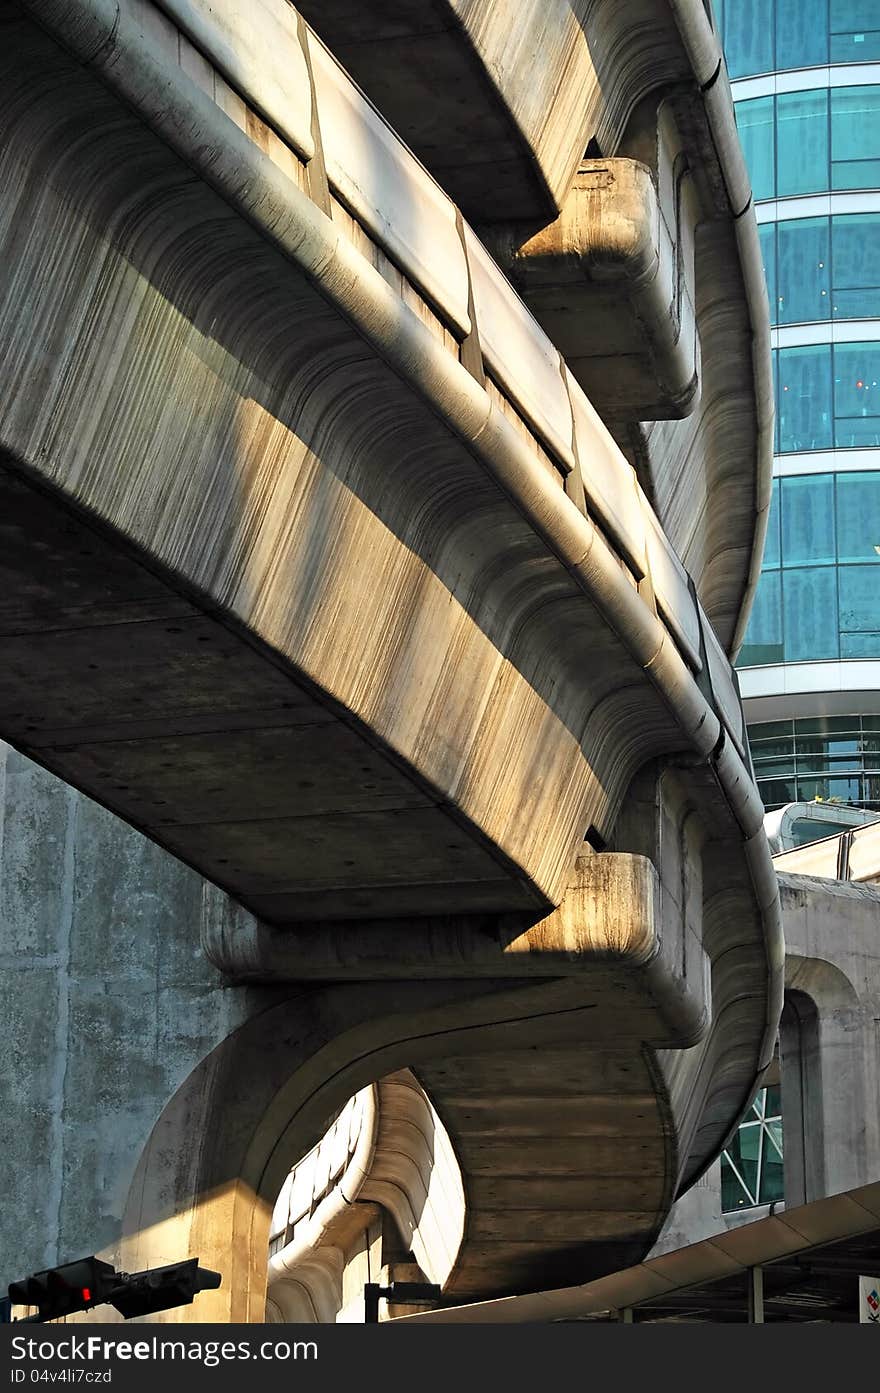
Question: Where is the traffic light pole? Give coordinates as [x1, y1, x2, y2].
[363, 1281, 442, 1323]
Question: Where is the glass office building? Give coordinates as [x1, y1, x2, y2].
[715, 0, 880, 1216]
[715, 0, 880, 816]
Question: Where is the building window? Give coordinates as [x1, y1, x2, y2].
[774, 344, 880, 452]
[739, 472, 880, 669]
[738, 95, 776, 199]
[735, 87, 880, 200]
[830, 214, 880, 319]
[776, 345, 832, 452]
[778, 89, 829, 197]
[831, 86, 880, 190]
[778, 0, 829, 70]
[721, 1086, 784, 1211]
[833, 341, 880, 447]
[721, 0, 880, 77]
[758, 214, 880, 326]
[746, 714, 880, 810]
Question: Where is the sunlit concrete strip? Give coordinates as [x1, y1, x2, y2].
[205, 851, 707, 1030]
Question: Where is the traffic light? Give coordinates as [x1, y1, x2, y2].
[108, 1260, 221, 1319]
[8, 1258, 117, 1322]
[7, 1257, 221, 1322]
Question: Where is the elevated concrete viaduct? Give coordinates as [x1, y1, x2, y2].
[0, 0, 781, 1319]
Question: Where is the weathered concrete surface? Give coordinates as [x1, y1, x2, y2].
[648, 870, 880, 1255]
[0, 742, 277, 1283]
[779, 874, 880, 1205]
[295, 0, 724, 226]
[1, 744, 774, 1319]
[0, 3, 774, 950]
[295, 0, 773, 655]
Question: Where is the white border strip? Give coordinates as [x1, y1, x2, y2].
[732, 62, 880, 101]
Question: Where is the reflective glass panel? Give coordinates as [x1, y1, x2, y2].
[834, 342, 880, 447]
[777, 89, 828, 198]
[764, 477, 781, 568]
[830, 0, 880, 61]
[740, 569, 783, 665]
[723, 0, 775, 77]
[783, 566, 839, 660]
[831, 87, 880, 190]
[830, 30, 880, 62]
[797, 715, 861, 733]
[832, 215, 880, 305]
[777, 0, 829, 69]
[777, 218, 830, 323]
[831, 0, 880, 29]
[749, 736, 794, 757]
[722, 1160, 749, 1210]
[754, 755, 797, 776]
[777, 344, 833, 452]
[839, 565, 880, 654]
[760, 1123, 785, 1204]
[728, 1125, 760, 1199]
[759, 222, 777, 323]
[799, 774, 865, 800]
[752, 720, 795, 740]
[836, 471, 880, 563]
[781, 474, 836, 566]
[842, 632, 880, 656]
[760, 776, 799, 806]
[737, 97, 776, 200]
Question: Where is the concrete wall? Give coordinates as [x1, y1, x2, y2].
[650, 870, 880, 1255]
[0, 740, 275, 1285]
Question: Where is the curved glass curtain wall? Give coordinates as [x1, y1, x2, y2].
[760, 215, 880, 324]
[736, 86, 880, 199]
[741, 471, 880, 667]
[716, 0, 880, 75]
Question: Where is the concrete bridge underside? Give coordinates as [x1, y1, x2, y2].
[0, 0, 781, 1317]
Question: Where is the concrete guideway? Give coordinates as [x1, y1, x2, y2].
[0, 0, 782, 1317]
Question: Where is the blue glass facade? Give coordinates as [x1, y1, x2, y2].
[774, 343, 880, 452]
[717, 0, 880, 76]
[760, 214, 880, 323]
[737, 86, 880, 199]
[728, 0, 880, 712]
[721, 1085, 784, 1211]
[742, 474, 880, 667]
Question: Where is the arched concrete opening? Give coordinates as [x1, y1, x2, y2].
[119, 973, 645, 1321]
[779, 990, 824, 1210]
[265, 1070, 466, 1323]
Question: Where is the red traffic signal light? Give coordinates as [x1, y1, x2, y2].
[8, 1259, 116, 1322]
[8, 1256, 221, 1323]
